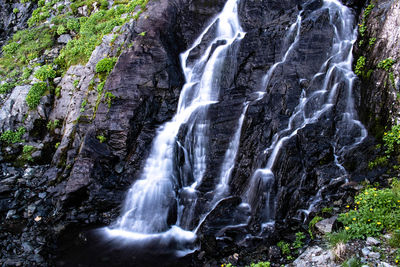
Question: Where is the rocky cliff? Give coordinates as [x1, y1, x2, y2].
[0, 0, 399, 265]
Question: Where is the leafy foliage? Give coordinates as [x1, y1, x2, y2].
[97, 135, 106, 143]
[34, 65, 56, 81]
[377, 58, 396, 72]
[354, 56, 366, 76]
[0, 127, 26, 144]
[308, 215, 323, 239]
[26, 82, 47, 109]
[383, 125, 400, 155]
[337, 181, 400, 239]
[0, 83, 14, 94]
[95, 57, 117, 73]
[21, 145, 35, 162]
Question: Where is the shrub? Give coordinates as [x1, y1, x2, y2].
[377, 58, 396, 72]
[383, 125, 400, 155]
[26, 82, 47, 109]
[95, 57, 117, 73]
[57, 25, 67, 35]
[354, 56, 366, 76]
[0, 127, 26, 143]
[34, 65, 56, 81]
[66, 18, 80, 32]
[277, 241, 290, 255]
[337, 181, 400, 239]
[0, 83, 14, 94]
[21, 145, 35, 162]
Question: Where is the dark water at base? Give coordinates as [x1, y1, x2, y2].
[55, 227, 194, 267]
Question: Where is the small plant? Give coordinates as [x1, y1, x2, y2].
[34, 65, 56, 81]
[326, 230, 351, 247]
[13, 8, 19, 14]
[80, 99, 87, 112]
[341, 257, 362, 267]
[368, 155, 388, 169]
[97, 135, 106, 143]
[0, 127, 26, 144]
[377, 58, 396, 72]
[57, 25, 67, 35]
[368, 37, 376, 47]
[66, 18, 80, 32]
[47, 119, 60, 131]
[308, 216, 323, 239]
[97, 81, 105, 93]
[55, 142, 60, 149]
[0, 82, 14, 94]
[73, 79, 80, 88]
[55, 87, 61, 98]
[26, 82, 47, 109]
[249, 262, 271, 267]
[293, 232, 306, 251]
[383, 125, 400, 155]
[139, 31, 146, 36]
[95, 57, 117, 74]
[104, 92, 116, 108]
[21, 145, 35, 162]
[354, 56, 366, 76]
[277, 240, 290, 255]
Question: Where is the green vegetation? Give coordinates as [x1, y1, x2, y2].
[327, 229, 351, 247]
[368, 155, 388, 169]
[293, 232, 306, 252]
[342, 257, 362, 267]
[80, 99, 87, 112]
[104, 91, 116, 108]
[73, 79, 80, 88]
[26, 82, 47, 109]
[354, 56, 366, 76]
[97, 135, 106, 143]
[0, 127, 26, 144]
[368, 37, 376, 47]
[13, 8, 19, 14]
[335, 180, 400, 239]
[21, 145, 35, 162]
[308, 216, 323, 239]
[377, 58, 396, 72]
[138, 31, 146, 36]
[34, 65, 56, 81]
[47, 119, 60, 131]
[248, 262, 270, 267]
[95, 57, 117, 74]
[56, 0, 148, 71]
[383, 125, 400, 155]
[277, 240, 290, 255]
[358, 3, 375, 37]
[0, 82, 14, 94]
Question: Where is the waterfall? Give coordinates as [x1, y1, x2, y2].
[244, 0, 367, 226]
[105, 0, 367, 246]
[107, 0, 245, 238]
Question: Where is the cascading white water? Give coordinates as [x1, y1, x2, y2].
[109, 0, 245, 237]
[244, 0, 367, 225]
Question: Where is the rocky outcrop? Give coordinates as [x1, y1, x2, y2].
[0, 0, 36, 48]
[356, 0, 400, 136]
[1, 0, 400, 265]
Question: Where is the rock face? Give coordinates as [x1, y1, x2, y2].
[1, 0, 400, 265]
[0, 0, 36, 47]
[356, 0, 400, 136]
